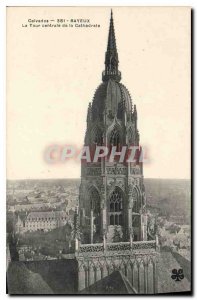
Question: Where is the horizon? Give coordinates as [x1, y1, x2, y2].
[6, 177, 191, 181]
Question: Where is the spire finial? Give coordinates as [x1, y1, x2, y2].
[102, 10, 121, 82]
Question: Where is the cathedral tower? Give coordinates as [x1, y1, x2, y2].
[75, 11, 158, 294]
[79, 10, 146, 245]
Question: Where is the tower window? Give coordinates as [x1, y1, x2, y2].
[88, 187, 100, 229]
[110, 215, 114, 225]
[109, 187, 123, 226]
[94, 129, 103, 146]
[90, 194, 100, 213]
[132, 188, 140, 213]
[110, 129, 121, 147]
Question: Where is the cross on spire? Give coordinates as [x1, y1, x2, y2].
[102, 10, 121, 82]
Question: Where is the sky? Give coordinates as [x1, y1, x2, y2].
[7, 6, 191, 179]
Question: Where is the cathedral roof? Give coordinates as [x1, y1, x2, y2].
[7, 259, 78, 294]
[79, 270, 136, 294]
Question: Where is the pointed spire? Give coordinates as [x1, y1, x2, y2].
[102, 10, 121, 82]
[107, 10, 117, 51]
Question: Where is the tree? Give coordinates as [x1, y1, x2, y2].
[169, 224, 181, 234]
[24, 251, 33, 260]
[40, 246, 57, 257]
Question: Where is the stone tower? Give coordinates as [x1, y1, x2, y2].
[75, 11, 158, 294]
[79, 10, 147, 245]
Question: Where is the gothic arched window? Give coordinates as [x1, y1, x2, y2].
[132, 188, 140, 213]
[109, 187, 123, 226]
[110, 129, 121, 146]
[89, 188, 100, 226]
[93, 129, 103, 146]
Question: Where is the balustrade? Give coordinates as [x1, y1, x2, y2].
[78, 240, 156, 255]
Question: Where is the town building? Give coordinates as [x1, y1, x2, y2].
[16, 211, 68, 233]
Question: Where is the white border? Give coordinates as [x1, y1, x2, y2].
[1, 0, 196, 6]
[0, 1, 195, 299]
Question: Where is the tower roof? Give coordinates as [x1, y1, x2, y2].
[91, 80, 132, 121]
[107, 10, 117, 51]
[102, 10, 121, 82]
[90, 10, 136, 122]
